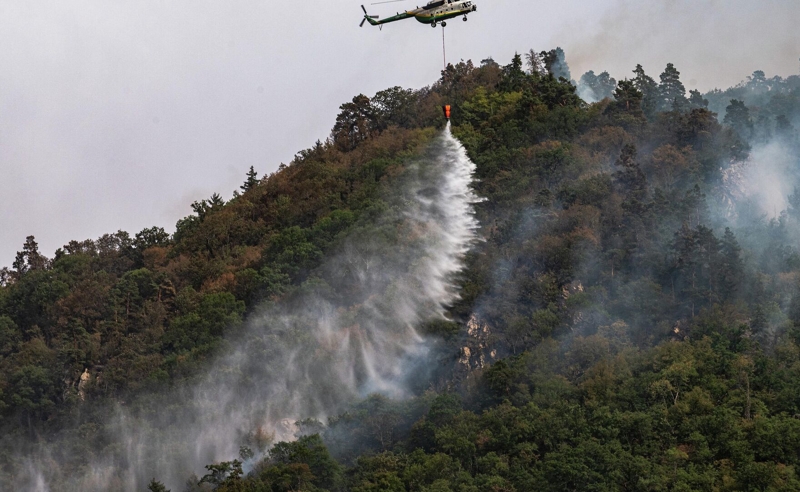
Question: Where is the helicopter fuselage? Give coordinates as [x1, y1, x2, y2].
[411, 0, 477, 24]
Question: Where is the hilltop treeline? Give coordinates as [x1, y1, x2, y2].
[4, 49, 800, 491]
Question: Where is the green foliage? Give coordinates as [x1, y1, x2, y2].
[4, 48, 800, 492]
[332, 94, 377, 151]
[200, 459, 244, 489]
[419, 319, 460, 340]
[0, 315, 21, 356]
[724, 99, 754, 139]
[241, 166, 260, 193]
[633, 64, 659, 119]
[268, 435, 343, 490]
[147, 478, 170, 492]
[163, 292, 244, 354]
[658, 62, 688, 112]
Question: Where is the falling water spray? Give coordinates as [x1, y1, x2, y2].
[16, 123, 480, 491]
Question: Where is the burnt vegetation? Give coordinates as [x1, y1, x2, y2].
[3, 49, 800, 490]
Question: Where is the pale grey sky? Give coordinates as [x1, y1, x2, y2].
[1, 0, 798, 267]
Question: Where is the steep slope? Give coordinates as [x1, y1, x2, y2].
[3, 51, 800, 491]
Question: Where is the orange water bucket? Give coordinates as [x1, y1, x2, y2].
[442, 105, 451, 119]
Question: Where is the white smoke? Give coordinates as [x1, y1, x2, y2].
[742, 140, 799, 218]
[722, 139, 800, 219]
[577, 84, 600, 104]
[16, 124, 480, 491]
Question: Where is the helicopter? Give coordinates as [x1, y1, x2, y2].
[360, 0, 477, 28]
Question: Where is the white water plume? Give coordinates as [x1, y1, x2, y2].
[17, 124, 480, 491]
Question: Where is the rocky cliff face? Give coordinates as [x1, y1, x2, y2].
[457, 314, 496, 374]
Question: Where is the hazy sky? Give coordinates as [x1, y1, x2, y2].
[1, 0, 798, 268]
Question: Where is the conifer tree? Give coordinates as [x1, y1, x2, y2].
[747, 70, 768, 94]
[658, 63, 688, 112]
[12, 236, 47, 277]
[147, 479, 170, 492]
[632, 64, 658, 118]
[191, 193, 225, 221]
[240, 166, 259, 193]
[724, 99, 754, 140]
[688, 89, 709, 109]
[525, 49, 545, 75]
[718, 227, 743, 301]
[332, 94, 376, 151]
[614, 144, 647, 202]
[501, 53, 526, 90]
[612, 79, 643, 116]
[750, 303, 767, 340]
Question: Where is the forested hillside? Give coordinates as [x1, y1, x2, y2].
[3, 49, 800, 491]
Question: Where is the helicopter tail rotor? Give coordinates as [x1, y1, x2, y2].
[360, 5, 380, 27]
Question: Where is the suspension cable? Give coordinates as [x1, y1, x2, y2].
[442, 25, 446, 69]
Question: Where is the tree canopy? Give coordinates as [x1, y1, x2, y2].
[3, 50, 800, 491]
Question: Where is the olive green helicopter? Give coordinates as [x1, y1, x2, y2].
[360, 0, 477, 29]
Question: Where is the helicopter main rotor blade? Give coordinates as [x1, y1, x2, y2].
[371, 0, 407, 5]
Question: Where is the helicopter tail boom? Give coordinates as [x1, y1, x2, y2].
[360, 5, 381, 26]
[360, 5, 412, 27]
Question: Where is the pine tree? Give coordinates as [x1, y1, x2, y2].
[670, 222, 697, 311]
[594, 71, 617, 99]
[658, 63, 687, 112]
[632, 64, 658, 118]
[611, 144, 650, 274]
[694, 225, 720, 303]
[614, 144, 647, 202]
[688, 89, 709, 109]
[612, 79, 644, 115]
[525, 49, 545, 76]
[332, 94, 376, 151]
[240, 166, 259, 193]
[750, 303, 768, 342]
[147, 479, 170, 492]
[718, 227, 743, 301]
[12, 236, 47, 277]
[724, 99, 753, 140]
[191, 193, 226, 221]
[747, 70, 768, 94]
[501, 53, 526, 90]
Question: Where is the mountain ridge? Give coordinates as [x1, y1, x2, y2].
[3, 50, 800, 491]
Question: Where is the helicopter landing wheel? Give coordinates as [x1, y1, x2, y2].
[431, 21, 437, 28]
[441, 21, 447, 27]
[463, 16, 468, 21]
